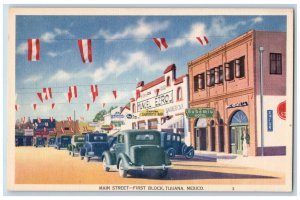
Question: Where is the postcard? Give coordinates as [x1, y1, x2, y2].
[6, 7, 294, 192]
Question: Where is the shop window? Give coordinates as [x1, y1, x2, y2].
[270, 53, 282, 74]
[132, 122, 136, 129]
[177, 87, 182, 101]
[166, 76, 171, 86]
[148, 119, 158, 130]
[235, 56, 245, 78]
[225, 61, 234, 81]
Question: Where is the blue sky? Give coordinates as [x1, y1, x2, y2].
[15, 15, 286, 121]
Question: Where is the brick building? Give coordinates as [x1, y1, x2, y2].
[188, 30, 286, 156]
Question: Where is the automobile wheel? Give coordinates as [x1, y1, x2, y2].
[184, 147, 195, 159]
[71, 151, 75, 157]
[181, 144, 188, 155]
[81, 156, 84, 160]
[69, 151, 71, 155]
[85, 156, 90, 162]
[157, 169, 168, 178]
[102, 157, 110, 172]
[166, 148, 176, 159]
[118, 159, 128, 178]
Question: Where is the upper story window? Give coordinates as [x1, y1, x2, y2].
[270, 53, 282, 74]
[132, 103, 136, 113]
[225, 60, 235, 81]
[194, 73, 205, 92]
[206, 69, 215, 87]
[193, 75, 199, 92]
[214, 65, 223, 84]
[166, 76, 171, 86]
[177, 87, 182, 101]
[235, 56, 245, 78]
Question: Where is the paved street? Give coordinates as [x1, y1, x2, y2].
[15, 147, 285, 185]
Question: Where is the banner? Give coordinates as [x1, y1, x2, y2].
[139, 109, 164, 117]
[185, 108, 214, 118]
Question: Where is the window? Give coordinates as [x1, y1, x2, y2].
[136, 134, 154, 141]
[166, 134, 171, 141]
[166, 76, 171, 86]
[206, 69, 215, 87]
[219, 65, 224, 83]
[270, 53, 282, 74]
[132, 103, 136, 113]
[235, 56, 245, 78]
[225, 61, 234, 81]
[118, 135, 124, 143]
[177, 87, 182, 101]
[199, 73, 205, 89]
[64, 127, 70, 131]
[193, 75, 199, 92]
[177, 136, 181, 142]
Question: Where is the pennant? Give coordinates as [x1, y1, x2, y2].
[37, 92, 43, 103]
[78, 39, 92, 63]
[90, 85, 98, 102]
[136, 90, 140, 100]
[153, 38, 168, 51]
[156, 88, 160, 96]
[50, 117, 54, 122]
[68, 86, 77, 103]
[51, 103, 55, 109]
[86, 103, 90, 111]
[15, 104, 20, 111]
[61, 127, 65, 134]
[112, 90, 117, 99]
[70, 127, 74, 133]
[21, 117, 26, 124]
[28, 38, 40, 61]
[33, 103, 37, 111]
[196, 36, 209, 46]
[43, 88, 52, 100]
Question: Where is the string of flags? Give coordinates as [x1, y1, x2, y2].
[26, 36, 209, 61]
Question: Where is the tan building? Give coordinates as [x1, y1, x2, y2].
[188, 30, 286, 156]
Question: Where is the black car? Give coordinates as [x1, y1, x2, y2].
[54, 135, 71, 150]
[160, 132, 195, 159]
[34, 136, 46, 147]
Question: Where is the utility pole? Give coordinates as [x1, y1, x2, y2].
[259, 47, 264, 156]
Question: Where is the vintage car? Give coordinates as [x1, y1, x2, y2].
[79, 132, 110, 162]
[47, 137, 56, 147]
[68, 134, 85, 156]
[15, 135, 24, 147]
[160, 132, 195, 159]
[102, 130, 172, 178]
[34, 136, 46, 147]
[23, 136, 33, 146]
[54, 135, 71, 150]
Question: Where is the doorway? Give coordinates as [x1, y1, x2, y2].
[194, 118, 207, 151]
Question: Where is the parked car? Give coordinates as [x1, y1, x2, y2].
[54, 135, 71, 150]
[160, 132, 195, 159]
[68, 134, 85, 156]
[79, 132, 110, 162]
[15, 135, 24, 147]
[47, 137, 56, 147]
[34, 136, 46, 147]
[23, 136, 33, 146]
[102, 130, 172, 178]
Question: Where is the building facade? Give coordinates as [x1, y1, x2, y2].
[130, 64, 190, 144]
[188, 30, 286, 156]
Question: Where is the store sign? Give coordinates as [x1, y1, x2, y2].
[139, 109, 164, 117]
[185, 108, 214, 118]
[267, 110, 273, 132]
[277, 101, 286, 120]
[88, 122, 98, 127]
[111, 112, 124, 119]
[111, 121, 125, 126]
[137, 91, 173, 112]
[166, 104, 184, 113]
[227, 102, 248, 109]
[101, 124, 113, 130]
[126, 114, 138, 119]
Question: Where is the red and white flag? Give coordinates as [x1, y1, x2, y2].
[196, 36, 209, 46]
[78, 39, 92, 63]
[15, 104, 20, 111]
[33, 103, 37, 111]
[70, 127, 74, 133]
[68, 86, 77, 103]
[21, 117, 26, 124]
[51, 103, 55, 109]
[28, 38, 40, 61]
[61, 127, 65, 134]
[86, 103, 90, 111]
[37, 92, 43, 103]
[156, 88, 160, 96]
[67, 116, 72, 122]
[43, 88, 52, 100]
[153, 38, 168, 51]
[112, 90, 117, 99]
[50, 117, 54, 122]
[90, 85, 98, 102]
[38, 117, 42, 123]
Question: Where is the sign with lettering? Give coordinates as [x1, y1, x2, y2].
[226, 102, 248, 109]
[267, 110, 273, 132]
[139, 109, 164, 117]
[166, 104, 184, 113]
[137, 91, 173, 112]
[111, 121, 125, 127]
[111, 112, 124, 119]
[185, 108, 214, 118]
[126, 114, 138, 119]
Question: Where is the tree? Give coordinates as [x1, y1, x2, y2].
[93, 110, 107, 122]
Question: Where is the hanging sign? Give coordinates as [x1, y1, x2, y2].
[137, 90, 173, 112]
[139, 109, 164, 117]
[267, 110, 273, 132]
[226, 102, 248, 109]
[185, 108, 214, 118]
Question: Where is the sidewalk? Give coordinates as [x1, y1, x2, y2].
[194, 151, 289, 173]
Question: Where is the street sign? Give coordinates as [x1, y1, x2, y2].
[185, 108, 214, 118]
[267, 110, 273, 132]
[139, 109, 164, 117]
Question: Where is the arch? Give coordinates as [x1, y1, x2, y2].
[166, 76, 171, 86]
[229, 110, 248, 126]
[176, 87, 182, 101]
[194, 118, 207, 128]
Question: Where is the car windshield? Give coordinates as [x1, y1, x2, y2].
[136, 134, 154, 141]
[90, 135, 106, 142]
[75, 137, 84, 142]
[62, 137, 70, 141]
